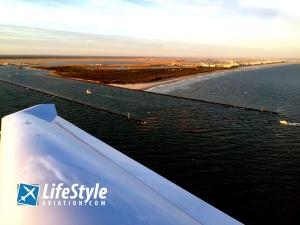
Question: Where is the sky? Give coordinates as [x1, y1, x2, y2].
[0, 0, 299, 57]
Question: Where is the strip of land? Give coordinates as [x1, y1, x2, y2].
[34, 65, 230, 90]
[0, 56, 287, 90]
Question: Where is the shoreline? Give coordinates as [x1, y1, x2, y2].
[110, 62, 290, 91]
[25, 61, 293, 92]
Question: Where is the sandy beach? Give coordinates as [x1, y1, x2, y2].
[111, 62, 290, 91]
[109, 72, 213, 90]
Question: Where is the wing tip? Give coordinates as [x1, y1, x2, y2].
[20, 104, 57, 122]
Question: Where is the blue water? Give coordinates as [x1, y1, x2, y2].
[0, 64, 299, 224]
[150, 64, 300, 121]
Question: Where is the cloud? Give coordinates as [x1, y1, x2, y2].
[121, 0, 278, 18]
[1, 25, 299, 58]
[0, 0, 299, 57]
[19, 0, 86, 6]
[123, 0, 156, 6]
[228, 1, 279, 18]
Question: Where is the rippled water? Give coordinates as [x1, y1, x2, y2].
[150, 64, 300, 120]
[0, 65, 299, 225]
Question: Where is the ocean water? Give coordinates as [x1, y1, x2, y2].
[0, 64, 300, 225]
[149, 64, 300, 121]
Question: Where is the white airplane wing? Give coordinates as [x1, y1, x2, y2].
[0, 104, 242, 225]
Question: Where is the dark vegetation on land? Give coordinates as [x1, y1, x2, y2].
[36, 66, 228, 84]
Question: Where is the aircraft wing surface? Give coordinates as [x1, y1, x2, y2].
[0, 104, 242, 225]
